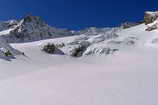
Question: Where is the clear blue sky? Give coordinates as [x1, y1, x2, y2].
[0, 0, 157, 30]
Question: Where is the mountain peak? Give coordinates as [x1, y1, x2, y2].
[21, 15, 45, 26]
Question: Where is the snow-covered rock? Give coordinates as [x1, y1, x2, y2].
[145, 19, 158, 31]
[41, 43, 64, 55]
[39, 26, 122, 57]
[0, 37, 22, 60]
[0, 11, 157, 58]
[0, 15, 73, 43]
[144, 11, 158, 25]
[83, 45, 118, 55]
[0, 20, 18, 31]
[121, 21, 143, 29]
[39, 27, 138, 57]
[143, 11, 158, 31]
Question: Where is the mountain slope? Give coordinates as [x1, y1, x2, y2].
[0, 11, 158, 105]
[0, 21, 156, 105]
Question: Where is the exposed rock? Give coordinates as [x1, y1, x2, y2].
[42, 43, 64, 55]
[55, 43, 65, 48]
[4, 50, 13, 57]
[145, 24, 158, 31]
[70, 45, 87, 57]
[144, 11, 158, 25]
[0, 37, 22, 60]
[66, 41, 90, 57]
[143, 11, 158, 31]
[42, 43, 56, 54]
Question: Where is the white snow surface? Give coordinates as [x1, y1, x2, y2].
[0, 11, 158, 105]
[0, 22, 157, 105]
[145, 11, 158, 16]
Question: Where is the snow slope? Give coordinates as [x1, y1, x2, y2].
[0, 21, 157, 105]
[1, 11, 158, 105]
[0, 53, 158, 105]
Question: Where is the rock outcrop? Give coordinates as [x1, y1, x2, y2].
[144, 11, 158, 25]
[0, 37, 22, 60]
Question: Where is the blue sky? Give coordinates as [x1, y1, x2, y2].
[0, 0, 157, 30]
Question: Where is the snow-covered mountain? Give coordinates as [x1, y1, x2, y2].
[0, 15, 73, 43]
[1, 11, 158, 58]
[0, 15, 123, 58]
[0, 11, 157, 59]
[0, 11, 158, 105]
